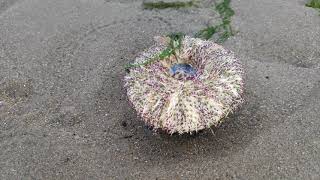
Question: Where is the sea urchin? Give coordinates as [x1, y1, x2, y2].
[124, 36, 244, 134]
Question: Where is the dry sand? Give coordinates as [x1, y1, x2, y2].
[0, 0, 320, 179]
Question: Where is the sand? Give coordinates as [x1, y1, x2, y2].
[0, 0, 320, 179]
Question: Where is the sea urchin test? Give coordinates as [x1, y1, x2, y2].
[124, 35, 244, 134]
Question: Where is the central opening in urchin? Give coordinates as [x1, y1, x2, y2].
[169, 63, 197, 80]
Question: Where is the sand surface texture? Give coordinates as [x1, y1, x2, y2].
[0, 0, 320, 179]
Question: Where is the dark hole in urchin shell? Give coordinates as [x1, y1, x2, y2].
[170, 63, 197, 80]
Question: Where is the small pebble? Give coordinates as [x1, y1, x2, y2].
[121, 121, 127, 127]
[143, 125, 153, 136]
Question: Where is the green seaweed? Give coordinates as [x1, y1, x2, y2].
[125, 32, 185, 70]
[195, 0, 235, 42]
[143, 1, 194, 9]
[125, 0, 236, 70]
[306, 0, 320, 9]
[195, 26, 219, 40]
[216, 0, 235, 18]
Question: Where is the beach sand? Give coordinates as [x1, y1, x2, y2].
[0, 0, 320, 179]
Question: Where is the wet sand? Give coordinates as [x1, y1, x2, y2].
[0, 0, 320, 179]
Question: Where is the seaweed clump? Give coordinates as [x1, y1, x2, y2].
[143, 1, 194, 9]
[125, 33, 185, 70]
[196, 0, 235, 43]
[306, 0, 320, 9]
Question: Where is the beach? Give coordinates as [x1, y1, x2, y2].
[0, 0, 320, 179]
